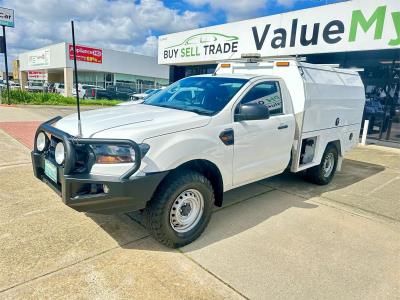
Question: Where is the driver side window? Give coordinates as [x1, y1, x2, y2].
[240, 81, 283, 115]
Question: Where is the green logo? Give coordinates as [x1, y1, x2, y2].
[349, 5, 400, 46]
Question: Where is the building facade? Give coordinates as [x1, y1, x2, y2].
[18, 42, 169, 96]
[158, 0, 400, 143]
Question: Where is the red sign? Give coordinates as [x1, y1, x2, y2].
[69, 44, 102, 64]
[28, 71, 47, 80]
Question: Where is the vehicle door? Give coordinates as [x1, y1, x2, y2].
[232, 80, 294, 186]
[58, 83, 65, 94]
[105, 86, 115, 99]
[117, 86, 132, 100]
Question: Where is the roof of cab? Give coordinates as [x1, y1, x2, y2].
[191, 73, 278, 80]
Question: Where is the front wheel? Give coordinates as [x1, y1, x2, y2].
[306, 145, 338, 185]
[144, 171, 214, 248]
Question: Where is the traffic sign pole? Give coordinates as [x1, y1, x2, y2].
[2, 25, 10, 104]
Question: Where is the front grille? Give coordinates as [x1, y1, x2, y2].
[48, 135, 92, 174]
[74, 145, 92, 174]
[47, 135, 61, 161]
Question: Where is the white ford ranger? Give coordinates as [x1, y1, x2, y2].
[32, 58, 365, 248]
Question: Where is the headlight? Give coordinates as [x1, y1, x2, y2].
[55, 142, 65, 165]
[91, 144, 149, 164]
[36, 132, 48, 152]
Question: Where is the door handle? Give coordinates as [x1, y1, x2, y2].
[278, 124, 288, 130]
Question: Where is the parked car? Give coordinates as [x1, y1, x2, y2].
[31, 58, 365, 248]
[54, 83, 65, 95]
[25, 81, 44, 92]
[10, 82, 21, 90]
[131, 89, 161, 100]
[84, 87, 105, 99]
[362, 99, 385, 133]
[0, 80, 20, 90]
[91, 85, 135, 100]
[47, 83, 56, 93]
[72, 84, 104, 99]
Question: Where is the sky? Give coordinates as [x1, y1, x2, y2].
[0, 0, 349, 70]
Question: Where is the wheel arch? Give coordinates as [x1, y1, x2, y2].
[327, 139, 342, 156]
[163, 159, 224, 207]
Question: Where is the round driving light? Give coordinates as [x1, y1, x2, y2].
[36, 132, 47, 152]
[55, 142, 65, 165]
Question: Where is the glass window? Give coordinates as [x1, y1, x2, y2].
[145, 89, 156, 94]
[144, 76, 248, 116]
[117, 86, 134, 93]
[240, 81, 283, 115]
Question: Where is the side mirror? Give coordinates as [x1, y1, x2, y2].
[235, 103, 270, 121]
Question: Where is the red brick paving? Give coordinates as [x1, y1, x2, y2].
[0, 121, 42, 149]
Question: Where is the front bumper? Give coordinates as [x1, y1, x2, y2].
[31, 117, 168, 214]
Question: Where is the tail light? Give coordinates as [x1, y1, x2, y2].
[92, 89, 95, 97]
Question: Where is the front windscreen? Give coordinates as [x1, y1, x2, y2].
[143, 77, 248, 116]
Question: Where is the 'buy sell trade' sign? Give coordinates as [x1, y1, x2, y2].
[69, 44, 103, 64]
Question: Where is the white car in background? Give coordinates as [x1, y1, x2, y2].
[72, 84, 103, 99]
[0, 80, 20, 90]
[10, 82, 21, 90]
[54, 83, 65, 95]
[25, 81, 44, 92]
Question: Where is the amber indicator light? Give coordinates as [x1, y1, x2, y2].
[276, 61, 290, 67]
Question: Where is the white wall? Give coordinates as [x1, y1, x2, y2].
[19, 43, 169, 80]
[65, 47, 169, 79]
[19, 43, 67, 71]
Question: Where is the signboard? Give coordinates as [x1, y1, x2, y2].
[69, 44, 102, 64]
[0, 7, 14, 28]
[158, 0, 400, 65]
[28, 49, 51, 67]
[28, 71, 47, 81]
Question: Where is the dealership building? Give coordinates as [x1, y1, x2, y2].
[158, 0, 400, 143]
[17, 42, 169, 96]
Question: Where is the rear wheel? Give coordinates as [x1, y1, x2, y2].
[307, 144, 338, 185]
[144, 170, 214, 248]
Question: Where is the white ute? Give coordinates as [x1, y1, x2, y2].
[32, 57, 365, 248]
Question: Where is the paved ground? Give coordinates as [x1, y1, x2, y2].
[0, 105, 99, 149]
[0, 105, 399, 299]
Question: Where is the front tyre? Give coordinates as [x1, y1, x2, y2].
[307, 144, 338, 185]
[144, 171, 214, 248]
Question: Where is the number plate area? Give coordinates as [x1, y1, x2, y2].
[44, 159, 58, 183]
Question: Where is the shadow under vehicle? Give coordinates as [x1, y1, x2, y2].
[87, 158, 385, 251]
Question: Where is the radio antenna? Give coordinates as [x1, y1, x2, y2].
[71, 20, 82, 137]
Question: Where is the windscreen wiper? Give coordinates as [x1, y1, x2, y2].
[153, 104, 188, 112]
[185, 108, 213, 116]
